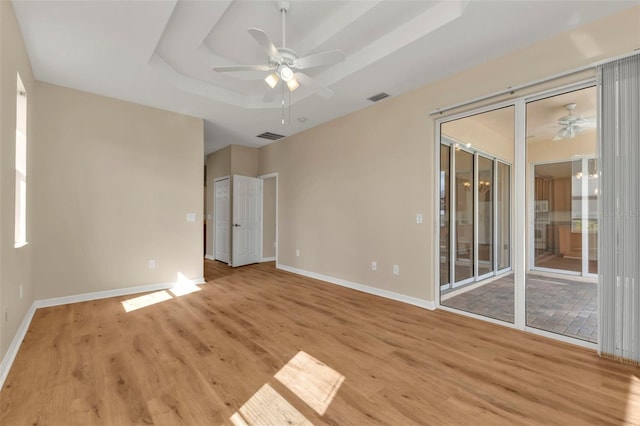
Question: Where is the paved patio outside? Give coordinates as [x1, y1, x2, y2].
[442, 273, 597, 343]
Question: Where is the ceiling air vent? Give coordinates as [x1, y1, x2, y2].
[367, 92, 390, 102]
[256, 132, 285, 141]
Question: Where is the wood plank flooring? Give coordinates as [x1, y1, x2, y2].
[1, 259, 639, 425]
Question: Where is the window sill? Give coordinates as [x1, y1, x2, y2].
[14, 241, 29, 249]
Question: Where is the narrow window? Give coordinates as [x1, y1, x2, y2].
[15, 74, 27, 247]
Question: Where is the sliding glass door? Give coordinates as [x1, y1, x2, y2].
[455, 149, 474, 285]
[437, 84, 598, 345]
[525, 85, 598, 343]
[439, 106, 514, 323]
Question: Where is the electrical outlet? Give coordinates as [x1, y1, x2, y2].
[393, 265, 400, 275]
[186, 213, 197, 222]
[296, 249, 300, 257]
[371, 261, 377, 271]
[149, 259, 156, 269]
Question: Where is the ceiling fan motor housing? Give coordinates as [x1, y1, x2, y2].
[278, 1, 291, 13]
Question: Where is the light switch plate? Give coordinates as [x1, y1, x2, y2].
[393, 264, 400, 275]
[371, 261, 377, 271]
[187, 213, 197, 222]
[416, 213, 423, 224]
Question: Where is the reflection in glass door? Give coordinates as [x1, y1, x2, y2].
[531, 158, 597, 276]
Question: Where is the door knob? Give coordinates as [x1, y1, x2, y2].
[234, 224, 241, 227]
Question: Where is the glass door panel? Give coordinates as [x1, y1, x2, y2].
[478, 156, 494, 277]
[440, 145, 450, 288]
[439, 105, 514, 324]
[497, 162, 511, 270]
[587, 158, 598, 274]
[455, 150, 474, 284]
[525, 86, 598, 343]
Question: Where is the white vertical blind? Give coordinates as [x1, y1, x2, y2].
[598, 53, 640, 363]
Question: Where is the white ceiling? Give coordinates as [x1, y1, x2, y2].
[11, 0, 639, 157]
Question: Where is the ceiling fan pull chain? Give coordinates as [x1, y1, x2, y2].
[282, 6, 286, 49]
[288, 87, 291, 125]
[281, 82, 286, 125]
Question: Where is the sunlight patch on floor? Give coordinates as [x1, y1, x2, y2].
[170, 273, 202, 297]
[121, 290, 173, 312]
[275, 351, 345, 415]
[230, 384, 312, 426]
[121, 273, 202, 312]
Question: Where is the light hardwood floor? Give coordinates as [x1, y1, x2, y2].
[1, 260, 639, 425]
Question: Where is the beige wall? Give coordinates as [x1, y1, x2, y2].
[231, 145, 258, 178]
[262, 177, 276, 259]
[528, 132, 596, 164]
[0, 1, 36, 366]
[33, 82, 204, 299]
[258, 6, 640, 302]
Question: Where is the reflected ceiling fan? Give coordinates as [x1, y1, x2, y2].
[213, 0, 345, 102]
[553, 103, 596, 141]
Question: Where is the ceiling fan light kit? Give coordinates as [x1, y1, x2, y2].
[213, 0, 345, 124]
[265, 73, 279, 89]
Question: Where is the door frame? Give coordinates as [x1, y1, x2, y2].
[433, 79, 598, 350]
[258, 172, 279, 264]
[213, 175, 231, 265]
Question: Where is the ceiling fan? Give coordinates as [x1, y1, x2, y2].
[552, 103, 596, 141]
[213, 0, 345, 101]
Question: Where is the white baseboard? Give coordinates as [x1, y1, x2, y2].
[276, 264, 436, 311]
[0, 276, 205, 390]
[34, 277, 206, 309]
[261, 257, 276, 262]
[204, 255, 215, 261]
[0, 303, 36, 391]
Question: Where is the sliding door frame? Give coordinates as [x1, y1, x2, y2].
[434, 80, 598, 349]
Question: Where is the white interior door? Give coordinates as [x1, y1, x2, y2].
[232, 175, 262, 267]
[214, 178, 230, 263]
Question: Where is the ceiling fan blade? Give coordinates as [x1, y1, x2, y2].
[248, 28, 279, 58]
[553, 127, 568, 141]
[294, 73, 334, 99]
[213, 65, 273, 72]
[263, 83, 280, 103]
[294, 50, 345, 70]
